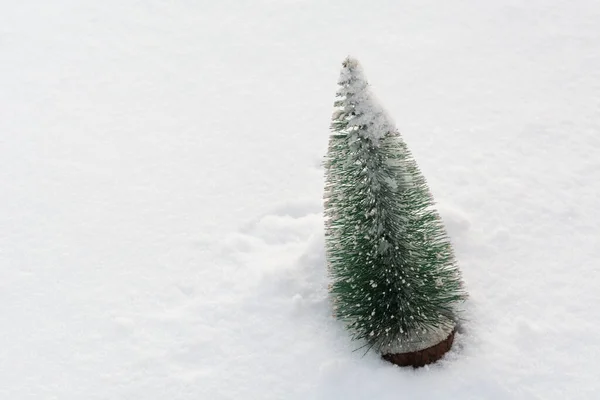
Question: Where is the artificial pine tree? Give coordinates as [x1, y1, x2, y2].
[324, 57, 466, 363]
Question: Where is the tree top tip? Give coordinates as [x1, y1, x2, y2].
[342, 56, 360, 69]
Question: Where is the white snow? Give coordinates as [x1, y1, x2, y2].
[2, 1, 600, 399]
[335, 57, 394, 144]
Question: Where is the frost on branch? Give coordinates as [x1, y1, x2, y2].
[332, 57, 395, 145]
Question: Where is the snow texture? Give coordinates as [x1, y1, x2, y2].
[335, 57, 395, 144]
[2, 1, 600, 399]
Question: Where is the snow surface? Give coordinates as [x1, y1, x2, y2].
[2, 1, 600, 399]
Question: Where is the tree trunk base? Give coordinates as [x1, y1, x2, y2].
[382, 329, 455, 368]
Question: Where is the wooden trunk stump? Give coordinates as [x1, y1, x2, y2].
[382, 329, 455, 368]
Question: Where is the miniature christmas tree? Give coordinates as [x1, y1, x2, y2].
[324, 57, 466, 363]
